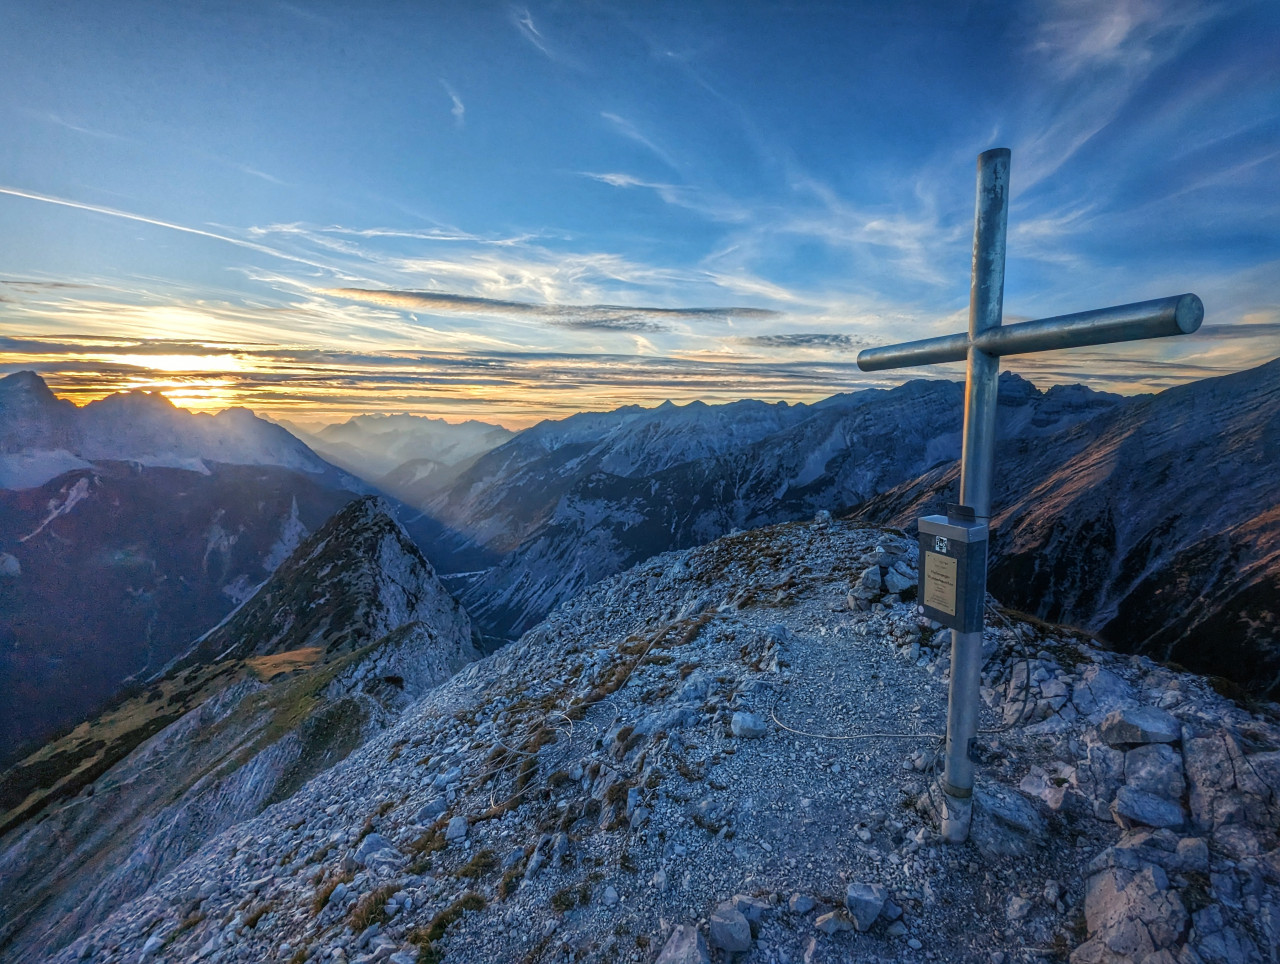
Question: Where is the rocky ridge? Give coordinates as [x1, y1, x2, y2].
[40, 516, 1280, 964]
[0, 497, 478, 963]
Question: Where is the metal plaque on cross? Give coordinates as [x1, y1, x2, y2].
[855, 148, 1202, 842]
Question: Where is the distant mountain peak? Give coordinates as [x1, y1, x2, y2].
[1, 377, 364, 491]
[93, 388, 179, 409]
[0, 371, 65, 413]
[0, 370, 52, 393]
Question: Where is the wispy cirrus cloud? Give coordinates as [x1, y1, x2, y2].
[582, 172, 750, 223]
[247, 221, 535, 246]
[38, 112, 133, 143]
[0, 186, 331, 272]
[441, 80, 466, 127]
[1029, 0, 1214, 78]
[233, 163, 287, 185]
[600, 112, 680, 171]
[510, 6, 580, 68]
[1016, 0, 1221, 190]
[31, 110, 289, 188]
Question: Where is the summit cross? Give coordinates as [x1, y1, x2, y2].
[855, 148, 1203, 842]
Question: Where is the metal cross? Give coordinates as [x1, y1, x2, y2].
[856, 148, 1202, 842]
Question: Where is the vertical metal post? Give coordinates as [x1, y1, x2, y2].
[940, 148, 1010, 841]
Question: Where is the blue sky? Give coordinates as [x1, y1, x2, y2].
[1, 0, 1277, 425]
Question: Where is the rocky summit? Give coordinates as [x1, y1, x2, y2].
[20, 515, 1278, 964]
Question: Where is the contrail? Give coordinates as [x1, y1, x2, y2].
[0, 185, 328, 271]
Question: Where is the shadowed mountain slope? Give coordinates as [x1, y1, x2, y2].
[0, 375, 492, 761]
[0, 496, 477, 964]
[853, 356, 1280, 696]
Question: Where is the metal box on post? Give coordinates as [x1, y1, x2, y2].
[917, 506, 988, 633]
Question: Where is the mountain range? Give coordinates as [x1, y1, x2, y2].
[0, 373, 488, 764]
[3, 354, 1277, 768]
[1, 362, 1278, 963]
[403, 360, 1277, 697]
[279, 413, 514, 507]
[0, 371, 359, 492]
[424, 375, 1118, 635]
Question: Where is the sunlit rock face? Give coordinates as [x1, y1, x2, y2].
[856, 357, 1280, 697]
[0, 496, 476, 964]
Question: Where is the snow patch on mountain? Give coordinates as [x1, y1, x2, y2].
[18, 475, 92, 542]
[0, 449, 92, 490]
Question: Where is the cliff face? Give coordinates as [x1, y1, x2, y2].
[23, 516, 1280, 964]
[0, 497, 477, 963]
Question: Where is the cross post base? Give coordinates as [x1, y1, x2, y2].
[940, 791, 973, 843]
[918, 780, 974, 843]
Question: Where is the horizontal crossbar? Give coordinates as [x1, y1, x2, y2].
[856, 293, 1203, 372]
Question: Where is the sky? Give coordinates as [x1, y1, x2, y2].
[0, 0, 1277, 428]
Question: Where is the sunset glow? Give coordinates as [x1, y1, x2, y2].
[1, 1, 1277, 425]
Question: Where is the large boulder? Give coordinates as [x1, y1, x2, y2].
[708, 906, 752, 953]
[731, 712, 768, 739]
[1072, 864, 1188, 963]
[845, 882, 887, 931]
[1099, 707, 1180, 746]
[655, 924, 710, 964]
